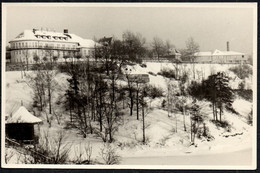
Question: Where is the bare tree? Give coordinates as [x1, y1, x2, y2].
[122, 31, 147, 63]
[22, 49, 30, 71]
[185, 37, 199, 79]
[99, 143, 121, 165]
[165, 40, 174, 56]
[42, 64, 57, 115]
[151, 37, 167, 61]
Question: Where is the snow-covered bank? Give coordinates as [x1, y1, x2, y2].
[4, 62, 254, 166]
[121, 148, 252, 166]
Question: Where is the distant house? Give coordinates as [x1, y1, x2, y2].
[194, 49, 247, 64]
[152, 48, 182, 61]
[164, 48, 182, 60]
[6, 106, 42, 143]
[98, 37, 113, 46]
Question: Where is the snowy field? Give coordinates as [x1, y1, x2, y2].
[4, 62, 254, 167]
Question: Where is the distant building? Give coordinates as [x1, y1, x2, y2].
[152, 48, 182, 61]
[194, 49, 247, 63]
[194, 42, 247, 64]
[6, 45, 11, 63]
[165, 48, 182, 60]
[9, 28, 101, 64]
[98, 37, 113, 46]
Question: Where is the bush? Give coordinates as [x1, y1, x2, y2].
[196, 123, 214, 141]
[211, 120, 231, 131]
[140, 63, 147, 68]
[247, 108, 253, 126]
[145, 84, 164, 99]
[225, 104, 239, 115]
[187, 80, 205, 100]
[234, 89, 253, 101]
[157, 68, 176, 79]
[229, 64, 252, 79]
[161, 99, 166, 108]
[148, 71, 157, 76]
[100, 143, 121, 165]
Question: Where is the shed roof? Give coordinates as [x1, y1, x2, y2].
[6, 106, 42, 124]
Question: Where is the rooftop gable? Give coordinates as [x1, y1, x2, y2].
[6, 106, 42, 124]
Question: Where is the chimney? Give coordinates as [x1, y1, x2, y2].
[64, 29, 68, 34]
[227, 41, 230, 51]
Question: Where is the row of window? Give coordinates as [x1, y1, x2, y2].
[35, 35, 68, 41]
[11, 42, 77, 49]
[83, 49, 95, 56]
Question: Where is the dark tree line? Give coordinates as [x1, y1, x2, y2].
[188, 72, 234, 122]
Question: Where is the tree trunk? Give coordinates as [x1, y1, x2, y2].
[190, 116, 193, 143]
[212, 102, 215, 120]
[142, 103, 145, 144]
[219, 106, 222, 122]
[48, 87, 52, 114]
[136, 89, 139, 120]
[183, 106, 186, 131]
[69, 103, 72, 122]
[99, 92, 102, 132]
[130, 90, 133, 116]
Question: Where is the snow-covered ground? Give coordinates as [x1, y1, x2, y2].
[3, 62, 254, 167]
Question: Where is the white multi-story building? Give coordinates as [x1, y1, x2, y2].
[9, 28, 100, 64]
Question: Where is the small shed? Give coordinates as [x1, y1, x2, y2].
[6, 106, 42, 142]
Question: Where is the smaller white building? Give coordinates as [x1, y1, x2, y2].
[194, 49, 247, 63]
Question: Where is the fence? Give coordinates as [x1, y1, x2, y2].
[6, 137, 52, 163]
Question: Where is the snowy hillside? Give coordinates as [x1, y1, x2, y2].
[4, 62, 254, 166]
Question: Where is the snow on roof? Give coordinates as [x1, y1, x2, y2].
[11, 30, 72, 43]
[194, 51, 212, 56]
[68, 33, 101, 48]
[168, 48, 181, 55]
[212, 49, 244, 56]
[195, 49, 245, 56]
[10, 29, 100, 47]
[6, 106, 42, 124]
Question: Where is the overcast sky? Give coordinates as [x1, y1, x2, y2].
[3, 4, 256, 54]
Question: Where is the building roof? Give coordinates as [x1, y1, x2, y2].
[168, 48, 181, 56]
[9, 29, 100, 48]
[99, 37, 113, 46]
[6, 106, 42, 124]
[68, 33, 101, 48]
[194, 51, 212, 56]
[195, 49, 244, 56]
[212, 49, 244, 56]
